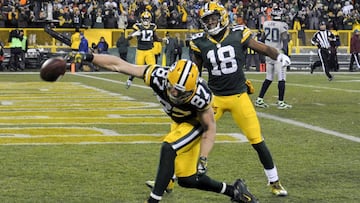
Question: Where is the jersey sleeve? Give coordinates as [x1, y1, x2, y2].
[143, 65, 157, 86]
[241, 26, 253, 44]
[189, 40, 201, 53]
[132, 23, 140, 31]
[195, 79, 213, 112]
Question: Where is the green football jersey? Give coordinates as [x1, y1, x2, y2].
[132, 23, 157, 50]
[190, 25, 252, 96]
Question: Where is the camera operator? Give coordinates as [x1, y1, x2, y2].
[8, 28, 23, 71]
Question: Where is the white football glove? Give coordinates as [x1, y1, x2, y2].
[197, 156, 208, 176]
[277, 53, 291, 67]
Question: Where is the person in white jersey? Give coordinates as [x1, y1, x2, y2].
[254, 6, 292, 110]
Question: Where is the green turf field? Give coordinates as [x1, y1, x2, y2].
[0, 71, 359, 203]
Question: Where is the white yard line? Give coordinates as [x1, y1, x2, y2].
[2, 73, 358, 144]
[258, 112, 360, 143]
[74, 73, 360, 143]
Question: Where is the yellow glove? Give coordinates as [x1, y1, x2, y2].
[75, 52, 83, 63]
[245, 79, 255, 94]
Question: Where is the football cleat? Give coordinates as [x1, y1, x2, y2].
[277, 101, 292, 109]
[231, 179, 258, 203]
[145, 179, 175, 194]
[270, 180, 288, 196]
[125, 79, 132, 89]
[255, 98, 269, 108]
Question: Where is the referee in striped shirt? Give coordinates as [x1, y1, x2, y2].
[310, 21, 336, 81]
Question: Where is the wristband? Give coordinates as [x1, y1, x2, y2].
[84, 53, 94, 62]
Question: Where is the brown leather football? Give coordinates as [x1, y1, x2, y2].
[40, 57, 67, 82]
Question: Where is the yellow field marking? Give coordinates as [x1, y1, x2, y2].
[0, 117, 171, 125]
[0, 129, 246, 145]
[0, 82, 247, 145]
[0, 109, 164, 117]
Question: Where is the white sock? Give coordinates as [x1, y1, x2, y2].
[220, 182, 226, 194]
[264, 166, 279, 183]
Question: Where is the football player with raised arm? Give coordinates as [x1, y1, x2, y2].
[190, 2, 290, 196]
[71, 52, 258, 203]
[255, 5, 292, 109]
[125, 10, 161, 89]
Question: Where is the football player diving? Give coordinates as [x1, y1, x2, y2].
[189, 2, 290, 196]
[69, 51, 258, 202]
[125, 10, 162, 89]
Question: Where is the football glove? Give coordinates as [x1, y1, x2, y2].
[245, 79, 255, 94]
[197, 156, 208, 176]
[276, 53, 291, 67]
[65, 52, 94, 63]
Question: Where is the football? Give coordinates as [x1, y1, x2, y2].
[40, 57, 67, 82]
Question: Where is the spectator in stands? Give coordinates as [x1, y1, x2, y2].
[0, 9, 6, 28]
[96, 36, 109, 54]
[168, 9, 181, 29]
[0, 41, 4, 71]
[72, 7, 83, 29]
[294, 10, 307, 46]
[177, 1, 188, 29]
[104, 8, 118, 28]
[308, 7, 321, 30]
[117, 11, 128, 29]
[38, 8, 47, 21]
[342, 1, 354, 16]
[343, 13, 355, 30]
[116, 32, 129, 61]
[93, 9, 105, 28]
[81, 7, 92, 28]
[349, 29, 360, 72]
[18, 7, 29, 28]
[126, 10, 137, 28]
[7, 6, 19, 28]
[104, 0, 118, 10]
[155, 3, 169, 29]
[58, 7, 72, 28]
[186, 9, 199, 30]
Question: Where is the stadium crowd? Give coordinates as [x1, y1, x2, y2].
[0, 0, 359, 31]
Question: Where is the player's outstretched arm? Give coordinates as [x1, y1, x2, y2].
[248, 38, 291, 67]
[248, 38, 279, 60]
[80, 53, 147, 78]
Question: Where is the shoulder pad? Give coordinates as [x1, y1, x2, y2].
[150, 23, 157, 30]
[133, 23, 140, 31]
[232, 25, 246, 31]
[191, 32, 206, 40]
